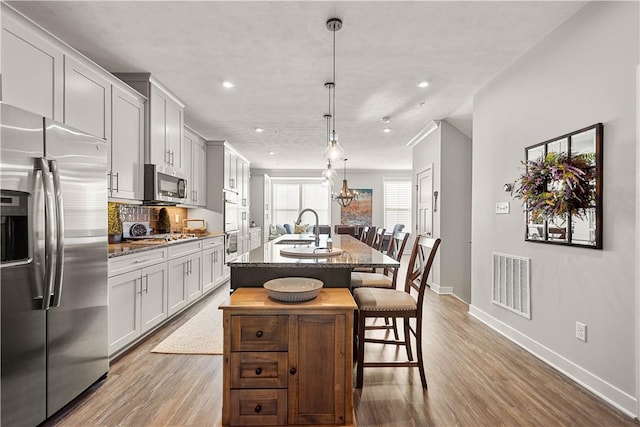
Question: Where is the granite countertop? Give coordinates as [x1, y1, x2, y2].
[229, 233, 399, 269]
[108, 232, 225, 258]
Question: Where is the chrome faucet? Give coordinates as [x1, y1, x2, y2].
[295, 208, 320, 247]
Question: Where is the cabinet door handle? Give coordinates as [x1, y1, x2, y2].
[114, 172, 119, 192]
[137, 277, 143, 295]
[254, 405, 261, 413]
[144, 273, 149, 293]
[170, 150, 174, 166]
[255, 368, 262, 375]
[255, 330, 263, 338]
[107, 171, 112, 193]
[289, 367, 297, 375]
[165, 150, 171, 165]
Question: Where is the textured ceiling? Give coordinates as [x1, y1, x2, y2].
[8, 1, 586, 171]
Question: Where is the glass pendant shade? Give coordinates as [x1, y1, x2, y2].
[322, 162, 337, 180]
[324, 139, 344, 162]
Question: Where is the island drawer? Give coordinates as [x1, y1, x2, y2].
[231, 315, 288, 352]
[230, 352, 288, 389]
[230, 389, 286, 426]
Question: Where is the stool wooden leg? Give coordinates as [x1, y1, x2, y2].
[356, 310, 366, 388]
[416, 319, 427, 389]
[403, 317, 413, 361]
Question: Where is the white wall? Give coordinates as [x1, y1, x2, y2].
[252, 168, 411, 230]
[411, 121, 472, 302]
[470, 1, 638, 415]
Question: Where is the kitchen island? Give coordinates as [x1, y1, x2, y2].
[228, 233, 399, 289]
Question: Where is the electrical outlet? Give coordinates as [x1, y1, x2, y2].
[576, 321, 587, 342]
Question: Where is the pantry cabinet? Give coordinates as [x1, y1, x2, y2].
[109, 85, 145, 200]
[108, 248, 168, 356]
[1, 6, 64, 121]
[221, 288, 356, 427]
[183, 127, 207, 207]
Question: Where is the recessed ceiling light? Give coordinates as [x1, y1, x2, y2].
[222, 81, 235, 88]
[255, 127, 264, 133]
[383, 128, 391, 133]
[381, 116, 390, 124]
[268, 151, 275, 155]
[417, 81, 430, 88]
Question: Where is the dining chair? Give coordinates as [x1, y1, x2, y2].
[364, 226, 378, 246]
[353, 234, 441, 389]
[370, 227, 386, 250]
[359, 226, 371, 242]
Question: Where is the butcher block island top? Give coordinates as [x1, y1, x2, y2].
[220, 288, 356, 427]
[228, 234, 399, 289]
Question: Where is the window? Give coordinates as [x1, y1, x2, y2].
[272, 180, 330, 226]
[383, 179, 412, 232]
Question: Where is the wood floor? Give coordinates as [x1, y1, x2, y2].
[44, 276, 638, 426]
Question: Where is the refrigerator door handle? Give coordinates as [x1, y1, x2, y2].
[36, 157, 57, 311]
[50, 159, 65, 307]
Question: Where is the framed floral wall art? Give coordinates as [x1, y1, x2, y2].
[514, 123, 603, 249]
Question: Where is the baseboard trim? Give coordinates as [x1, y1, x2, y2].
[468, 305, 637, 418]
[430, 283, 453, 294]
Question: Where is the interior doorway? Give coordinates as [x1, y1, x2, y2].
[416, 166, 434, 237]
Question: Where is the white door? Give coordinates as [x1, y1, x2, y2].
[416, 166, 434, 237]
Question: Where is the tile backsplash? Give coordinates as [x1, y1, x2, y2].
[108, 203, 188, 235]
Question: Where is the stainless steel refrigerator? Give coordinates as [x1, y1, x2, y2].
[1, 102, 109, 426]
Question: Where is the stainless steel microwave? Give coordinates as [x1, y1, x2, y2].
[143, 164, 187, 205]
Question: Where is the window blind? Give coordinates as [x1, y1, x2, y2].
[383, 179, 412, 232]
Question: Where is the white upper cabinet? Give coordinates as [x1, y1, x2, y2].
[64, 55, 111, 139]
[206, 141, 250, 214]
[1, 6, 63, 120]
[110, 85, 145, 200]
[183, 127, 207, 207]
[115, 73, 186, 175]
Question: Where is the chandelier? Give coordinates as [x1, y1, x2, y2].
[323, 18, 345, 162]
[333, 158, 358, 208]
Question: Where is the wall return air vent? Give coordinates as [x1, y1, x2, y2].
[492, 252, 531, 319]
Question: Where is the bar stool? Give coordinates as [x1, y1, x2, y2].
[353, 235, 441, 389]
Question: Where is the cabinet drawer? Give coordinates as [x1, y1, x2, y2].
[231, 316, 288, 352]
[167, 240, 202, 258]
[108, 248, 167, 276]
[231, 352, 288, 389]
[202, 235, 224, 249]
[230, 389, 286, 426]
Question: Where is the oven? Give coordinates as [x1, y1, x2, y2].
[224, 190, 239, 232]
[225, 230, 239, 261]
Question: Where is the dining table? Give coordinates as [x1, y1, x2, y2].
[228, 233, 400, 289]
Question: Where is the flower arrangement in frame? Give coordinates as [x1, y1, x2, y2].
[514, 123, 603, 249]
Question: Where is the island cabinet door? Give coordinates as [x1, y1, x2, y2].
[287, 314, 347, 426]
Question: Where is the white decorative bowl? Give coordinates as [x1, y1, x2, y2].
[263, 277, 324, 302]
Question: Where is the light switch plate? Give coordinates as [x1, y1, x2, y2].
[496, 202, 510, 214]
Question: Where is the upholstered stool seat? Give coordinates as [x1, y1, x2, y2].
[350, 272, 393, 289]
[353, 287, 417, 311]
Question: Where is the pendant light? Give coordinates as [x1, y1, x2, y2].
[333, 158, 358, 208]
[321, 107, 337, 183]
[323, 18, 345, 162]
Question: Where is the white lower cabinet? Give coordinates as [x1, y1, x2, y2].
[202, 236, 225, 294]
[108, 248, 168, 356]
[108, 236, 229, 357]
[167, 240, 203, 316]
